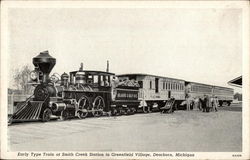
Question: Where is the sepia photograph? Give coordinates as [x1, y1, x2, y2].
[1, 1, 249, 159]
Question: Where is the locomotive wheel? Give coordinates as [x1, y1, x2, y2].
[42, 108, 52, 122]
[92, 109, 102, 117]
[125, 108, 131, 115]
[118, 107, 123, 115]
[77, 111, 88, 119]
[111, 108, 118, 116]
[92, 96, 105, 117]
[131, 107, 136, 115]
[143, 106, 148, 113]
[78, 96, 90, 119]
[122, 108, 128, 115]
[60, 110, 69, 120]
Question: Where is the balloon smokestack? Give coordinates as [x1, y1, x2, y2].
[33, 50, 56, 83]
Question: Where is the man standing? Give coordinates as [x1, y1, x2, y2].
[186, 97, 191, 111]
[214, 96, 218, 112]
[202, 95, 207, 112]
[170, 96, 176, 111]
[198, 97, 202, 111]
[211, 95, 214, 111]
[205, 95, 210, 112]
[194, 97, 200, 111]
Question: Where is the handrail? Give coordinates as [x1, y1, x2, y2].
[17, 94, 34, 108]
[26, 94, 34, 102]
[43, 92, 50, 104]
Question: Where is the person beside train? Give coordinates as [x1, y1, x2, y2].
[198, 97, 202, 111]
[168, 96, 176, 112]
[205, 95, 210, 112]
[186, 95, 194, 111]
[190, 99, 194, 110]
[170, 96, 177, 111]
[193, 97, 200, 111]
[210, 95, 214, 111]
[201, 95, 207, 112]
[198, 95, 219, 112]
[186, 95, 192, 111]
[212, 96, 219, 112]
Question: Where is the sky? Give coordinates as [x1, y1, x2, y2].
[7, 7, 242, 93]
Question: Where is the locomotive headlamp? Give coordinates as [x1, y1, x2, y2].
[30, 70, 38, 80]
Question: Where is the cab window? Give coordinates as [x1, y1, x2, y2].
[93, 75, 98, 84]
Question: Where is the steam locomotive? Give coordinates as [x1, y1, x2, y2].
[10, 51, 140, 123]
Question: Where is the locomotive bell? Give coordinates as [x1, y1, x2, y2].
[33, 51, 56, 83]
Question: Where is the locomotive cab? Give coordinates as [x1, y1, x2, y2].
[61, 69, 115, 118]
[69, 69, 114, 91]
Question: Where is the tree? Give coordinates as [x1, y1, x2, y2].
[13, 64, 33, 94]
[234, 92, 242, 101]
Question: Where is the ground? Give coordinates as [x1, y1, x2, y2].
[8, 103, 242, 152]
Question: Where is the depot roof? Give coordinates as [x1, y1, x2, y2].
[228, 76, 242, 88]
[117, 73, 185, 82]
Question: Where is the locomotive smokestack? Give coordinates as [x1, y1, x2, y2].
[33, 50, 56, 83]
[106, 60, 109, 72]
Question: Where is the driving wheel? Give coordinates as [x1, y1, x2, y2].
[92, 96, 105, 117]
[111, 108, 118, 116]
[131, 107, 136, 115]
[78, 96, 90, 119]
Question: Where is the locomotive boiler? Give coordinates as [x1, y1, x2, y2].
[9, 51, 140, 123]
